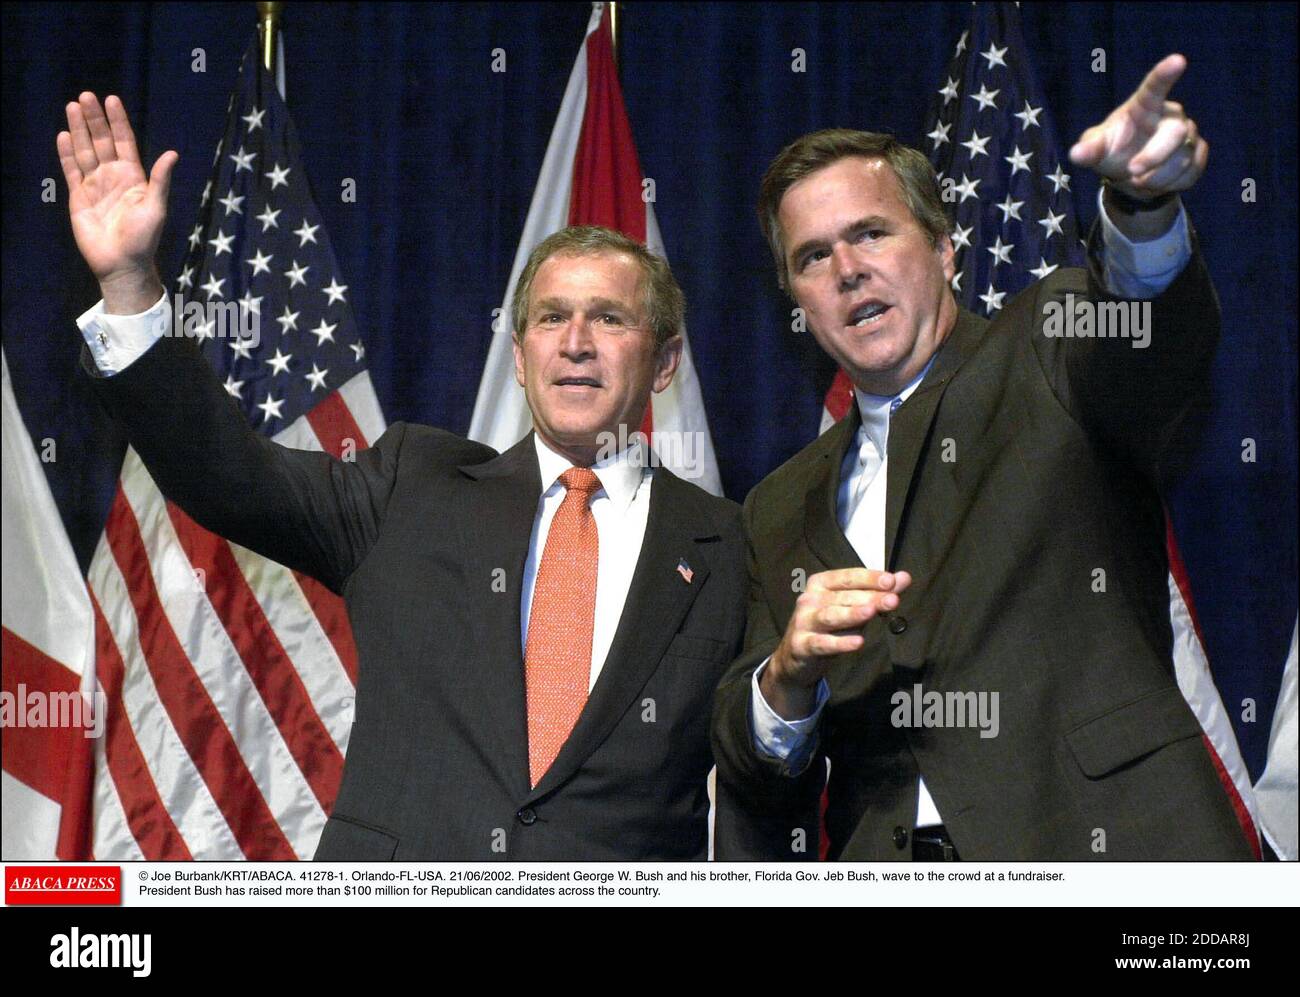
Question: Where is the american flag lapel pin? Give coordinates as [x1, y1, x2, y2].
[676, 558, 694, 584]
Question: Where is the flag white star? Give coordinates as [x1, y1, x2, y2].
[322, 277, 349, 305]
[229, 146, 256, 173]
[955, 30, 968, 56]
[217, 191, 245, 216]
[238, 290, 263, 316]
[951, 223, 973, 251]
[266, 348, 292, 375]
[311, 319, 337, 345]
[223, 374, 244, 399]
[1038, 209, 1066, 238]
[188, 224, 203, 250]
[229, 337, 255, 361]
[1005, 146, 1033, 174]
[200, 180, 212, 206]
[208, 230, 234, 256]
[938, 76, 960, 105]
[305, 364, 329, 391]
[177, 265, 194, 290]
[241, 106, 266, 132]
[256, 393, 285, 423]
[954, 173, 981, 203]
[960, 130, 990, 159]
[996, 194, 1025, 223]
[199, 274, 226, 299]
[927, 120, 952, 150]
[1046, 163, 1072, 194]
[349, 341, 366, 362]
[979, 283, 1007, 313]
[1014, 100, 1043, 129]
[294, 220, 320, 246]
[1028, 258, 1059, 281]
[256, 206, 281, 232]
[980, 42, 1008, 70]
[276, 306, 300, 334]
[987, 235, 1014, 266]
[246, 249, 274, 276]
[951, 270, 963, 292]
[285, 260, 310, 288]
[970, 83, 1000, 112]
[192, 316, 216, 341]
[265, 163, 291, 190]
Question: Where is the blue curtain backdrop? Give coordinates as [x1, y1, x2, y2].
[3, 1, 1295, 777]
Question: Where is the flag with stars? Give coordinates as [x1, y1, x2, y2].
[922, 2, 1085, 316]
[60, 36, 386, 860]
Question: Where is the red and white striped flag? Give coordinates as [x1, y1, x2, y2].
[469, 1, 721, 496]
[1, 349, 97, 860]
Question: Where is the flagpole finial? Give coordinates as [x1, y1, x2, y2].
[257, 2, 283, 75]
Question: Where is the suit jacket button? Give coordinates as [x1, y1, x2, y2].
[888, 616, 908, 635]
[893, 826, 909, 849]
[516, 807, 537, 826]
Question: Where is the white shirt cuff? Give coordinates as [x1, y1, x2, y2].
[1096, 186, 1192, 298]
[77, 291, 171, 375]
[749, 658, 830, 775]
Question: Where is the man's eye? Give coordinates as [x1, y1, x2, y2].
[598, 313, 624, 325]
[801, 249, 829, 270]
[540, 313, 563, 323]
[857, 229, 885, 242]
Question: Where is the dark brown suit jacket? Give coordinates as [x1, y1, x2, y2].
[712, 228, 1254, 861]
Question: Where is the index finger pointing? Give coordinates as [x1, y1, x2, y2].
[809, 567, 901, 593]
[1131, 54, 1188, 113]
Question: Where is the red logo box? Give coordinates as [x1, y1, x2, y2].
[5, 866, 122, 905]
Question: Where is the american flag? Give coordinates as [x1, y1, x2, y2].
[61, 36, 382, 859]
[922, 2, 1085, 313]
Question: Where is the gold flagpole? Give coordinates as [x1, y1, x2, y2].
[257, 1, 283, 74]
[609, 1, 620, 71]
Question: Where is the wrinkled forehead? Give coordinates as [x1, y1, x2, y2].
[778, 156, 911, 247]
[530, 250, 646, 309]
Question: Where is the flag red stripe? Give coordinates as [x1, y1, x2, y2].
[103, 488, 295, 859]
[0, 627, 83, 803]
[88, 592, 192, 860]
[569, 7, 647, 241]
[305, 391, 370, 457]
[292, 571, 359, 687]
[165, 501, 344, 812]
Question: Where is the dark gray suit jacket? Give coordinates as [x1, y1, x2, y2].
[712, 229, 1255, 861]
[85, 334, 746, 860]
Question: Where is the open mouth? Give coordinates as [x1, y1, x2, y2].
[554, 376, 601, 388]
[847, 301, 891, 328]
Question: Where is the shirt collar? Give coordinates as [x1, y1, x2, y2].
[852, 353, 936, 457]
[532, 433, 646, 513]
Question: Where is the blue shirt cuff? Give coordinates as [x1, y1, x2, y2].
[749, 658, 830, 776]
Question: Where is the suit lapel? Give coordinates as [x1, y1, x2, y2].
[884, 310, 985, 567]
[526, 467, 715, 802]
[802, 407, 864, 571]
[457, 434, 542, 797]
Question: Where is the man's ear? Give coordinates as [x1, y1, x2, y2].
[937, 232, 956, 285]
[652, 335, 684, 393]
[512, 334, 525, 387]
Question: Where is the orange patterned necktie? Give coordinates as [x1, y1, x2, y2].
[524, 466, 601, 787]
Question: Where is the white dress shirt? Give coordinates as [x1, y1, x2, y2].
[76, 293, 656, 694]
[748, 192, 1193, 829]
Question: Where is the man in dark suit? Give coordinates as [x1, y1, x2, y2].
[712, 55, 1255, 860]
[58, 93, 744, 860]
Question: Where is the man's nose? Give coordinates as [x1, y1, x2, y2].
[560, 315, 596, 359]
[833, 243, 867, 290]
